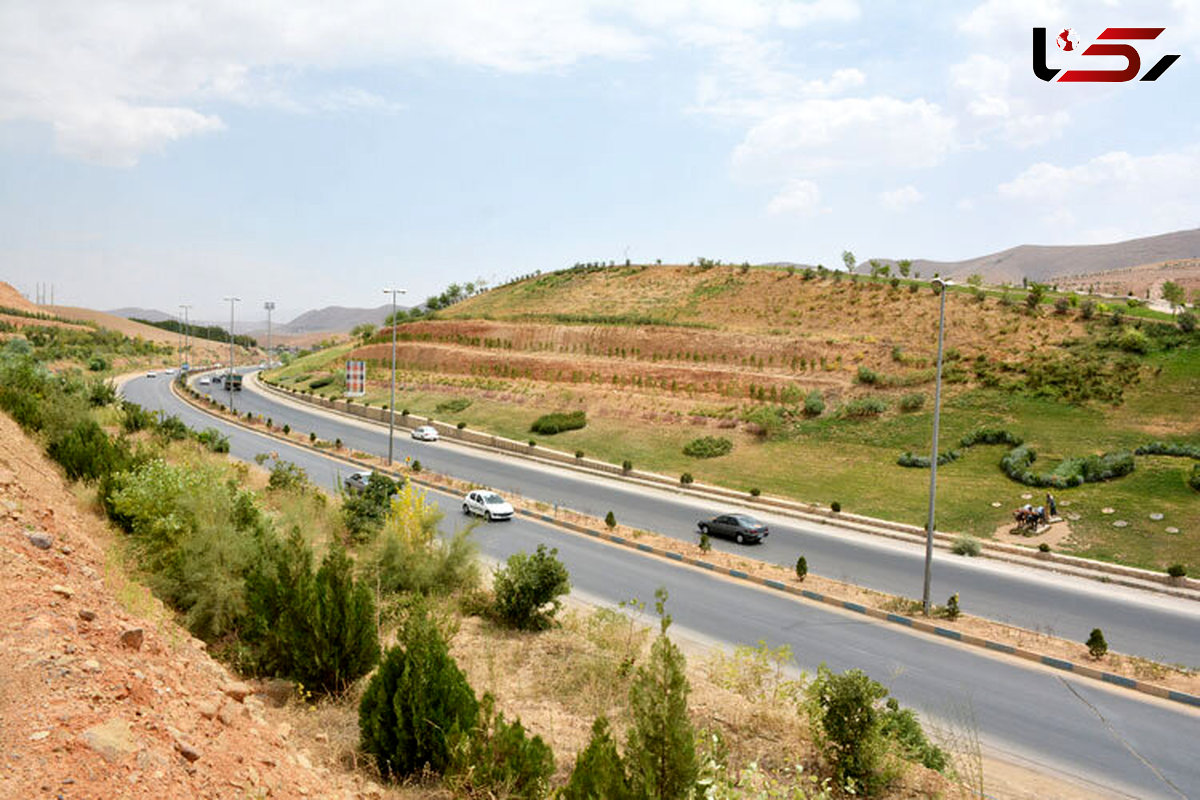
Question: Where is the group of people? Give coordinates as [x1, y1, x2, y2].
[1014, 493, 1058, 531]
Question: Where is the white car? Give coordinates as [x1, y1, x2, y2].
[198, 377, 211, 385]
[462, 490, 514, 522]
[145, 371, 157, 378]
[412, 425, 440, 442]
[165, 368, 176, 375]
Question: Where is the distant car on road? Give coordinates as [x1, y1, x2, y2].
[697, 513, 769, 544]
[198, 377, 210, 385]
[146, 371, 157, 378]
[462, 490, 514, 521]
[165, 368, 176, 375]
[412, 425, 440, 442]
[343, 470, 374, 494]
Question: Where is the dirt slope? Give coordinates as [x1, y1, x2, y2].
[0, 281, 39, 313]
[0, 412, 379, 799]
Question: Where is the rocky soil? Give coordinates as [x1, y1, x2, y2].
[0, 410, 382, 800]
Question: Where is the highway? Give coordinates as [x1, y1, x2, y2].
[122, 373, 1200, 800]
[173, 370, 1200, 669]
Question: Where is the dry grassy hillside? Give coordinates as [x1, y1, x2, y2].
[0, 280, 39, 313]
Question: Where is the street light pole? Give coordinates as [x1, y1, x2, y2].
[922, 278, 951, 616]
[179, 304, 192, 370]
[383, 288, 407, 464]
[264, 302, 275, 367]
[224, 296, 241, 413]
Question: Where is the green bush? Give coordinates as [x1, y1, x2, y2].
[268, 460, 312, 493]
[47, 419, 132, 484]
[309, 376, 333, 389]
[840, 396, 888, 418]
[680, 472, 693, 485]
[1114, 326, 1150, 354]
[1039, 543, 1051, 553]
[1179, 310, 1197, 333]
[950, 535, 981, 557]
[622, 460, 633, 473]
[856, 366, 879, 385]
[898, 393, 925, 412]
[243, 531, 378, 693]
[195, 427, 230, 453]
[1167, 563, 1188, 578]
[373, 527, 479, 597]
[155, 414, 189, 441]
[897, 449, 961, 468]
[562, 717, 631, 800]
[831, 501, 841, 513]
[1135, 441, 1200, 459]
[530, 410, 586, 435]
[1087, 628, 1108, 659]
[795, 555, 807, 582]
[605, 510, 617, 529]
[943, 593, 960, 621]
[803, 389, 825, 417]
[959, 428, 1023, 448]
[805, 665, 893, 794]
[436, 397, 473, 414]
[880, 698, 948, 773]
[1190, 464, 1200, 492]
[121, 400, 157, 434]
[1000, 445, 1135, 488]
[87, 355, 109, 372]
[87, 378, 118, 407]
[749, 487, 761, 497]
[359, 602, 479, 780]
[448, 693, 555, 800]
[682, 436, 732, 459]
[492, 545, 570, 631]
[698, 532, 711, 553]
[341, 472, 398, 542]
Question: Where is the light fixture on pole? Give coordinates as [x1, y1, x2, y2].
[922, 278, 951, 616]
[264, 302, 275, 368]
[224, 296, 241, 413]
[179, 304, 192, 370]
[383, 288, 407, 464]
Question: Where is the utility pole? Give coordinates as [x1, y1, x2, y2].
[922, 278, 951, 616]
[224, 296, 241, 413]
[263, 302, 275, 367]
[179, 304, 192, 370]
[383, 288, 407, 464]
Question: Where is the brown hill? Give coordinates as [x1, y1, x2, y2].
[908, 228, 1200, 287]
[0, 281, 39, 314]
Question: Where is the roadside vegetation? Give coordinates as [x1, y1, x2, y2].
[1, 332, 973, 798]
[263, 265, 1199, 574]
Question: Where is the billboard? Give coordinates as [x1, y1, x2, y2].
[345, 360, 366, 396]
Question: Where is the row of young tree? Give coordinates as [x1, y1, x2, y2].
[0, 334, 950, 798]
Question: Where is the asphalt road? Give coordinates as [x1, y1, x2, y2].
[122, 374, 1200, 800]
[175, 371, 1200, 669]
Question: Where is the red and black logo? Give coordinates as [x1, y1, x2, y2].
[1033, 27, 1179, 82]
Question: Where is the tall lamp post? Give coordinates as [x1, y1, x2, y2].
[922, 278, 951, 616]
[224, 296, 241, 413]
[383, 288, 407, 464]
[179, 304, 192, 370]
[263, 301, 275, 367]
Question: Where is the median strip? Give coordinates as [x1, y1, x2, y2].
[169, 375, 1200, 711]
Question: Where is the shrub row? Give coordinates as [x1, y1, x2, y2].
[1000, 445, 1135, 487]
[529, 410, 586, 435]
[682, 435, 733, 459]
[1135, 441, 1200, 459]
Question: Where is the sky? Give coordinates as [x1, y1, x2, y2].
[1, 0, 1198, 324]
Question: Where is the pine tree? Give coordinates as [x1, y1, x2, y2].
[359, 601, 479, 780]
[563, 716, 631, 800]
[305, 541, 379, 693]
[625, 589, 697, 800]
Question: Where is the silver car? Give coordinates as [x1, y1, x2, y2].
[412, 425, 440, 442]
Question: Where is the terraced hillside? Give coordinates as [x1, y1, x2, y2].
[269, 264, 1200, 573]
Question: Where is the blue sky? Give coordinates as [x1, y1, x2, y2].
[1, 0, 1198, 323]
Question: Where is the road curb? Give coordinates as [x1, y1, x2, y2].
[165, 378, 1200, 712]
[252, 374, 1199, 600]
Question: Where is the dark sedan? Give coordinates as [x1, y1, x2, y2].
[697, 513, 769, 544]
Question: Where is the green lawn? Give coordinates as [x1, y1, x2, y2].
[265, 347, 1199, 574]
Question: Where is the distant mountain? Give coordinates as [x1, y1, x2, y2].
[277, 303, 398, 334]
[106, 306, 175, 323]
[904, 228, 1200, 286]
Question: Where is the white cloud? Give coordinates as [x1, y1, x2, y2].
[731, 96, 956, 180]
[879, 185, 923, 211]
[52, 104, 225, 167]
[767, 179, 822, 215]
[998, 146, 1200, 241]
